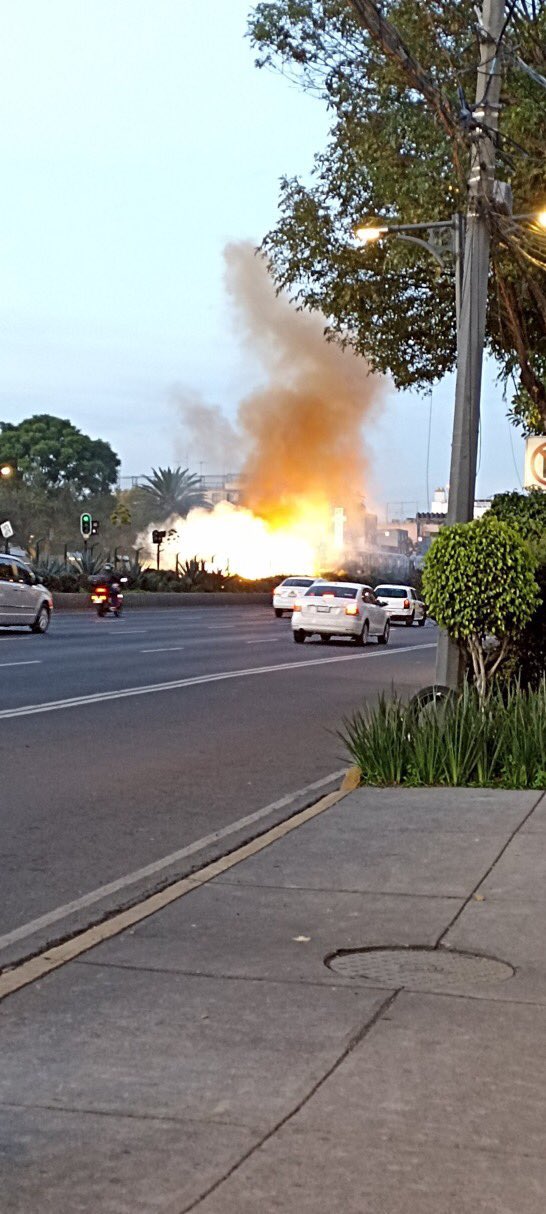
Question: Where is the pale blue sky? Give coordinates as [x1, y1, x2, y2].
[1, 0, 524, 511]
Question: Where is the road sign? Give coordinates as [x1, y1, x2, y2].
[80, 512, 92, 539]
[0, 520, 14, 539]
[524, 437, 546, 490]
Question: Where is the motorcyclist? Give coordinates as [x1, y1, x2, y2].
[96, 563, 122, 603]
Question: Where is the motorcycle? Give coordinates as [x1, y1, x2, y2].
[90, 579, 126, 618]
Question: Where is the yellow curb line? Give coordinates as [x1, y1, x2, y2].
[0, 785, 351, 1003]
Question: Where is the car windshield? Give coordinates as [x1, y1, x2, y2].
[282, 578, 314, 587]
[376, 586, 407, 598]
[306, 584, 358, 599]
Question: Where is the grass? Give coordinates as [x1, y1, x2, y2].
[341, 680, 546, 789]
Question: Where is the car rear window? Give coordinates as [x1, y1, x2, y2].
[306, 584, 358, 599]
[376, 586, 407, 598]
[283, 578, 314, 587]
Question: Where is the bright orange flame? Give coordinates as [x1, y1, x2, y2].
[143, 499, 340, 579]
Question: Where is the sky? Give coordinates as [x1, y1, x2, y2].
[1, 0, 526, 515]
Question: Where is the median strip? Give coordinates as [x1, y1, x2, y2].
[0, 643, 435, 720]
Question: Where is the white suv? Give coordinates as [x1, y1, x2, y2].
[375, 584, 426, 627]
[0, 556, 53, 632]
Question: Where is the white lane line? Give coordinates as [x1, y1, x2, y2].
[141, 646, 185, 653]
[0, 643, 435, 722]
[0, 769, 347, 952]
[0, 786, 349, 1000]
[0, 660, 42, 669]
[246, 637, 282, 644]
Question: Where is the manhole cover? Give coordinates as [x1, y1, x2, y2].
[325, 947, 513, 993]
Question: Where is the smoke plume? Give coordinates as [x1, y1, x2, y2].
[225, 241, 384, 523]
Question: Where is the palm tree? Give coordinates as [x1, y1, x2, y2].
[139, 466, 210, 518]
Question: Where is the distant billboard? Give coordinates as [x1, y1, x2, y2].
[524, 437, 546, 491]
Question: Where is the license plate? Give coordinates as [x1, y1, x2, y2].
[317, 605, 330, 613]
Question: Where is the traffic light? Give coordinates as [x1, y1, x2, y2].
[91, 519, 100, 536]
[152, 529, 166, 545]
[80, 512, 92, 539]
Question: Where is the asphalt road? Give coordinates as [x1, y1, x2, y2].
[0, 606, 436, 965]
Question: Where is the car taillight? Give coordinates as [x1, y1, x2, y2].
[345, 604, 359, 616]
[404, 598, 410, 609]
[293, 602, 302, 612]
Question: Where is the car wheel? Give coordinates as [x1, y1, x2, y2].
[377, 620, 390, 646]
[293, 630, 306, 644]
[354, 620, 369, 647]
[405, 611, 415, 627]
[417, 613, 427, 627]
[320, 633, 331, 644]
[31, 605, 50, 634]
[274, 608, 283, 618]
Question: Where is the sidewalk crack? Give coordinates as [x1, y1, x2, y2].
[177, 988, 400, 1213]
[435, 790, 546, 948]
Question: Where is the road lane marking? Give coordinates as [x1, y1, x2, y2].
[0, 660, 42, 669]
[0, 643, 435, 721]
[141, 646, 186, 653]
[0, 643, 435, 720]
[0, 768, 347, 954]
[246, 637, 282, 644]
[0, 784, 349, 1001]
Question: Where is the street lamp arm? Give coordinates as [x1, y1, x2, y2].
[391, 233, 447, 270]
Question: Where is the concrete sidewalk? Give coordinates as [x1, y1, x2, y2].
[2, 786, 546, 1212]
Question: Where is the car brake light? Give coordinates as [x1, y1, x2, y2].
[404, 598, 410, 609]
[345, 604, 359, 616]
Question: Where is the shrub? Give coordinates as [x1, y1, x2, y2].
[341, 682, 546, 789]
[489, 491, 546, 689]
[422, 516, 539, 699]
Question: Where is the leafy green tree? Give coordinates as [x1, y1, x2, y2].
[489, 490, 546, 551]
[139, 466, 210, 518]
[489, 490, 546, 686]
[248, 1, 546, 430]
[423, 516, 539, 699]
[0, 414, 120, 495]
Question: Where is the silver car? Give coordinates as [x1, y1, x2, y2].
[0, 555, 53, 632]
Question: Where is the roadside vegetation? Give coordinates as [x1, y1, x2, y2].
[343, 491, 546, 788]
[342, 682, 546, 789]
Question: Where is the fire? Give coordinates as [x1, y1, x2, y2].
[150, 499, 334, 579]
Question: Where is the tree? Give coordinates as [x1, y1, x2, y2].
[0, 415, 120, 495]
[248, 1, 546, 431]
[423, 516, 539, 698]
[488, 489, 546, 686]
[138, 467, 210, 518]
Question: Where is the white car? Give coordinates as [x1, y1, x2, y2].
[374, 583, 426, 627]
[0, 555, 53, 632]
[273, 576, 323, 617]
[292, 581, 389, 645]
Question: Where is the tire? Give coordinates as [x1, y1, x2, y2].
[31, 604, 50, 634]
[405, 611, 415, 627]
[354, 620, 369, 647]
[293, 630, 306, 644]
[377, 620, 390, 646]
[417, 613, 427, 627]
[320, 634, 331, 644]
[274, 608, 283, 618]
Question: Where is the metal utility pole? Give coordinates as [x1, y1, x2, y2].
[436, 0, 506, 689]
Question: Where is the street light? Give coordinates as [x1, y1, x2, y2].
[0, 464, 15, 479]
